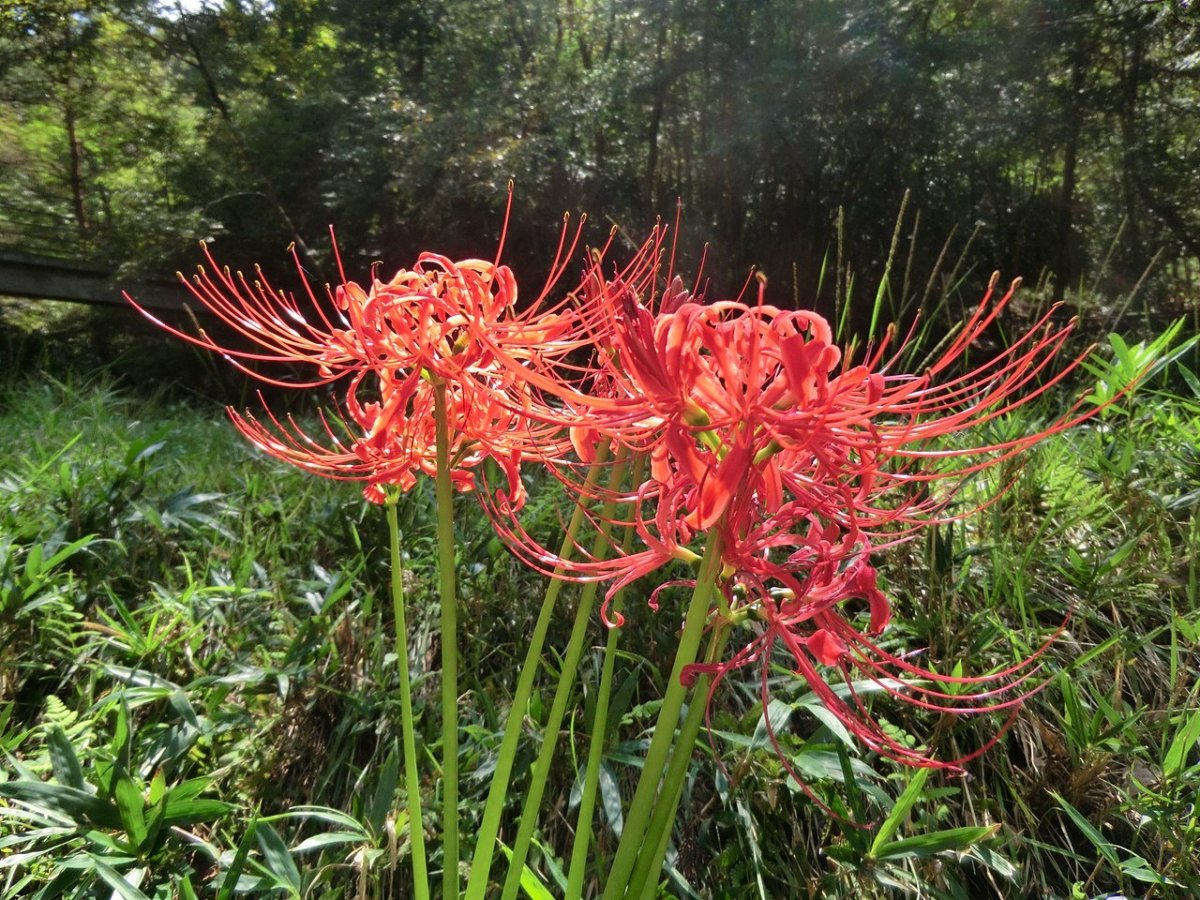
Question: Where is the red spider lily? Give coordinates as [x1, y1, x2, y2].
[485, 254, 1095, 585]
[474, 242, 1096, 776]
[678, 517, 1055, 776]
[125, 193, 589, 502]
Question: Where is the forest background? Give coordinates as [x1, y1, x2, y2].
[2, 0, 1198, 316]
[2, 3, 1200, 900]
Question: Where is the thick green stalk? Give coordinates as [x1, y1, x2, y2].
[386, 498, 430, 900]
[627, 626, 733, 900]
[500, 453, 630, 900]
[464, 451, 610, 900]
[432, 384, 459, 900]
[565, 455, 645, 900]
[600, 530, 723, 900]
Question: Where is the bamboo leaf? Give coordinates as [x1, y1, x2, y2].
[86, 856, 151, 900]
[869, 768, 929, 856]
[256, 822, 302, 895]
[113, 776, 147, 850]
[45, 726, 85, 792]
[0, 781, 121, 830]
[1163, 707, 1200, 778]
[872, 825, 998, 860]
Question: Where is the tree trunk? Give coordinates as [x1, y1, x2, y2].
[64, 97, 89, 240]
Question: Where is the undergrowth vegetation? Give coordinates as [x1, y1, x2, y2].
[1, 336, 1199, 899]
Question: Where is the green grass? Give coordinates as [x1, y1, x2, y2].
[0, 339, 1198, 898]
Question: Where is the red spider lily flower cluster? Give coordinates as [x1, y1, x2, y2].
[126, 198, 591, 506]
[476, 234, 1092, 773]
[130, 204, 1093, 774]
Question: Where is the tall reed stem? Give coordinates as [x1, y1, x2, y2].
[386, 497, 430, 900]
[500, 451, 630, 900]
[432, 384, 459, 899]
[601, 530, 723, 899]
[627, 625, 732, 899]
[566, 455, 645, 899]
[464, 450, 610, 900]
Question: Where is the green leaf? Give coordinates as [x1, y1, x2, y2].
[114, 776, 148, 849]
[110, 701, 131, 781]
[786, 748, 877, 788]
[499, 845, 556, 900]
[292, 831, 370, 854]
[161, 798, 233, 827]
[965, 843, 1019, 879]
[750, 699, 794, 748]
[216, 819, 257, 900]
[178, 874, 199, 900]
[872, 825, 999, 860]
[1119, 856, 1175, 885]
[85, 856, 151, 900]
[1178, 363, 1200, 399]
[161, 777, 210, 805]
[256, 822, 302, 895]
[599, 763, 623, 837]
[0, 781, 121, 830]
[147, 769, 166, 807]
[530, 837, 569, 893]
[266, 805, 372, 836]
[1163, 707, 1200, 778]
[367, 742, 399, 835]
[1050, 792, 1119, 867]
[39, 534, 98, 574]
[45, 726, 86, 792]
[23, 542, 44, 582]
[869, 768, 929, 856]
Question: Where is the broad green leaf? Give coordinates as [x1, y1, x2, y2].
[1120, 856, 1175, 886]
[85, 856, 151, 900]
[161, 798, 233, 827]
[499, 845, 555, 900]
[45, 726, 86, 792]
[215, 819, 258, 900]
[786, 749, 877, 787]
[266, 805, 371, 836]
[147, 769, 166, 807]
[23, 542, 43, 582]
[367, 743, 399, 835]
[1163, 707, 1200, 778]
[293, 831, 370, 854]
[0, 781, 121, 830]
[804, 702, 854, 748]
[599, 763, 623, 837]
[255, 822, 302, 894]
[872, 825, 998, 860]
[162, 778, 210, 806]
[965, 843, 1019, 879]
[178, 874, 199, 900]
[1178, 363, 1200, 399]
[39, 535, 98, 574]
[113, 776, 148, 849]
[530, 837, 569, 893]
[750, 699, 794, 748]
[869, 768, 929, 856]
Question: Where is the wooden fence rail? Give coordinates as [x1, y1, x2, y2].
[0, 249, 190, 313]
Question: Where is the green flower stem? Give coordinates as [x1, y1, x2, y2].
[386, 497, 431, 900]
[500, 451, 631, 900]
[601, 529, 724, 900]
[432, 384, 459, 900]
[463, 449, 610, 900]
[566, 454, 646, 900]
[627, 625, 733, 900]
